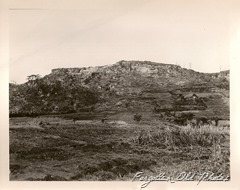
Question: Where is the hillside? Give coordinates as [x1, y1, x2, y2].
[10, 60, 230, 181]
[9, 60, 229, 120]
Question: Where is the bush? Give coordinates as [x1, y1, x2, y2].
[173, 112, 195, 126]
[133, 114, 142, 122]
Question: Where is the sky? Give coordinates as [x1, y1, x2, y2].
[9, 0, 231, 84]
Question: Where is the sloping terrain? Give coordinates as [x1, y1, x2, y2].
[10, 60, 229, 120]
[9, 60, 230, 181]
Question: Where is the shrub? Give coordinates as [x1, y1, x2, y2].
[173, 112, 195, 126]
[133, 114, 142, 122]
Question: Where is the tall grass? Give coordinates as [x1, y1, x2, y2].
[181, 124, 229, 136]
[132, 124, 229, 146]
[130, 123, 230, 176]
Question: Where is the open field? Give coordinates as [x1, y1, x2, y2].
[10, 113, 230, 181]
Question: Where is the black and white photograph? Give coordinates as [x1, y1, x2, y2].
[1, 0, 239, 188]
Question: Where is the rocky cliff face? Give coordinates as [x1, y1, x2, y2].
[51, 60, 229, 77]
[10, 60, 229, 118]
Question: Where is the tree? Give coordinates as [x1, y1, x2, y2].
[27, 74, 41, 82]
[26, 74, 41, 89]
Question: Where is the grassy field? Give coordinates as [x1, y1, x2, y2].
[9, 114, 230, 181]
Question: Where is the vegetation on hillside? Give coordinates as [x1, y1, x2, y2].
[10, 74, 100, 116]
[9, 61, 230, 120]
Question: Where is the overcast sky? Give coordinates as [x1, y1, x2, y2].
[9, 0, 231, 84]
